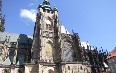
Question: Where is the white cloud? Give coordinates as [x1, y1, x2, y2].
[20, 9, 37, 22]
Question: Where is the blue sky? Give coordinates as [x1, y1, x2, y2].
[2, 0, 116, 52]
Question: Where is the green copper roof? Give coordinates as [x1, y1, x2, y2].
[0, 32, 33, 44]
[43, 0, 50, 6]
[38, 0, 59, 12]
[2, 57, 11, 65]
[39, 0, 52, 11]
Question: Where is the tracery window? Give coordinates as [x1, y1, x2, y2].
[18, 49, 26, 65]
[45, 17, 52, 30]
[9, 48, 15, 64]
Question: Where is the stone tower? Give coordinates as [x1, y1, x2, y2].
[0, 0, 5, 32]
[31, 0, 62, 73]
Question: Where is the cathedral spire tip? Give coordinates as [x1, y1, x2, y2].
[0, 0, 2, 18]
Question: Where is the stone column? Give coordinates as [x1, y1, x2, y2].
[10, 65, 15, 73]
[24, 63, 39, 73]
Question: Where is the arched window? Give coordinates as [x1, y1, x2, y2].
[48, 69, 54, 73]
[46, 24, 49, 30]
[45, 17, 52, 30]
[68, 66, 70, 70]
[18, 69, 22, 73]
[80, 66, 83, 70]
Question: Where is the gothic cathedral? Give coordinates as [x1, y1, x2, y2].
[0, 0, 108, 73]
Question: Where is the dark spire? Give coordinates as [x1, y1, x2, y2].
[0, 0, 5, 32]
[0, 0, 2, 18]
[53, 5, 58, 12]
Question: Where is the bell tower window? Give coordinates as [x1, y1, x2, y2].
[45, 17, 52, 30]
[46, 24, 49, 30]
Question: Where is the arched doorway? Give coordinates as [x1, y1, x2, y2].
[48, 69, 55, 73]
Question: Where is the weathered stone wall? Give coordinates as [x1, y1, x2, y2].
[24, 63, 91, 73]
[0, 66, 24, 73]
[61, 34, 73, 62]
[62, 63, 91, 73]
[0, 41, 10, 64]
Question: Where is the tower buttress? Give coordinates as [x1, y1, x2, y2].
[31, 13, 41, 63]
[0, 0, 5, 32]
